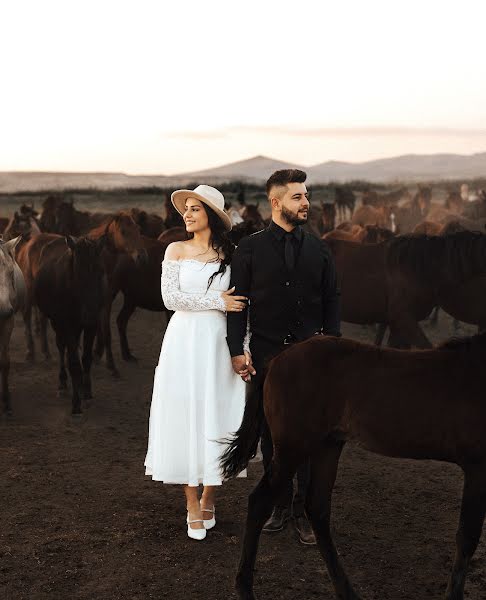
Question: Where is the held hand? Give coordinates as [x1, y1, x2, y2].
[222, 287, 247, 312]
[231, 353, 256, 383]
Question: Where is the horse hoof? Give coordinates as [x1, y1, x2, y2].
[110, 368, 120, 379]
[71, 412, 83, 421]
[25, 353, 35, 363]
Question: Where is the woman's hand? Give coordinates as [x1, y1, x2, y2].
[221, 287, 247, 312]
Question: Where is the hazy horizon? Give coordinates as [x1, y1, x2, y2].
[2, 1, 485, 175]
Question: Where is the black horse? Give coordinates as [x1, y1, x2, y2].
[34, 236, 106, 415]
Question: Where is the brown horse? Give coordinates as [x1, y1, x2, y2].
[324, 225, 394, 244]
[33, 236, 106, 415]
[351, 204, 389, 228]
[3, 212, 42, 242]
[88, 213, 146, 376]
[222, 332, 486, 600]
[16, 233, 63, 360]
[157, 226, 186, 245]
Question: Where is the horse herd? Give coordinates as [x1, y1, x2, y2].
[1, 187, 486, 416]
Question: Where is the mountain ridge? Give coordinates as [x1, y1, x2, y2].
[1, 151, 486, 192]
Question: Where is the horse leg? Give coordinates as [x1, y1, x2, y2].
[116, 296, 137, 362]
[65, 332, 83, 415]
[101, 288, 119, 377]
[81, 326, 96, 401]
[444, 465, 486, 600]
[33, 305, 41, 336]
[305, 440, 361, 600]
[39, 312, 51, 360]
[93, 321, 104, 362]
[0, 318, 14, 416]
[236, 449, 300, 600]
[54, 329, 68, 392]
[22, 297, 35, 362]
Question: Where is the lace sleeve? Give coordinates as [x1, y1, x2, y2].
[161, 260, 226, 312]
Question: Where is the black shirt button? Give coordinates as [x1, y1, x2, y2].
[285, 281, 290, 286]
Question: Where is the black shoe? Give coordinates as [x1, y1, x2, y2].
[262, 507, 291, 533]
[294, 515, 316, 545]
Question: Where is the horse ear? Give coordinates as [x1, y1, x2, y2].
[65, 235, 76, 250]
[3, 235, 21, 255]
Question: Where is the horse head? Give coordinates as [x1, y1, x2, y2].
[65, 236, 106, 327]
[0, 236, 24, 318]
[106, 213, 147, 262]
[240, 204, 265, 232]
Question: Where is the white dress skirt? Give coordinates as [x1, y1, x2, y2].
[144, 259, 247, 486]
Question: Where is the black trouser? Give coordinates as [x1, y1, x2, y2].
[248, 339, 310, 517]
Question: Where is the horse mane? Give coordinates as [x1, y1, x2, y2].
[88, 212, 129, 239]
[386, 231, 486, 284]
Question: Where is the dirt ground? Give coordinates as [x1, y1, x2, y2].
[1, 302, 485, 600]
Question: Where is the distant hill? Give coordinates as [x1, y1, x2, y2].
[1, 151, 486, 192]
[178, 155, 306, 181]
[307, 152, 486, 182]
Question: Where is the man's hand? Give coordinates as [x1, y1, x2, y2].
[231, 352, 256, 382]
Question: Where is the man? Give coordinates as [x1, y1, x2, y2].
[227, 169, 341, 545]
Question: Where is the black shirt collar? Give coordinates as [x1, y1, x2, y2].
[269, 220, 302, 242]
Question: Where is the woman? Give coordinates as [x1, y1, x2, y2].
[144, 184, 250, 541]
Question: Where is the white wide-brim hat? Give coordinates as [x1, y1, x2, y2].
[171, 184, 232, 232]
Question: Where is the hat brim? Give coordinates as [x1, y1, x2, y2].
[171, 189, 233, 232]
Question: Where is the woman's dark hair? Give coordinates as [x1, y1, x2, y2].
[186, 202, 234, 290]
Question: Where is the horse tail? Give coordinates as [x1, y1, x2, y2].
[219, 381, 264, 480]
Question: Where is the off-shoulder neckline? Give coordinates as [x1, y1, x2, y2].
[163, 258, 223, 266]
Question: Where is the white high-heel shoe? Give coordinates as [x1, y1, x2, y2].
[186, 511, 206, 541]
[201, 505, 216, 530]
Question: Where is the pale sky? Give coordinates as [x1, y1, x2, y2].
[1, 0, 486, 174]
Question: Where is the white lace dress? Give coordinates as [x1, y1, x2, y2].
[144, 259, 247, 486]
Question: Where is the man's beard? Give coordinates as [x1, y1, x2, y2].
[281, 205, 308, 226]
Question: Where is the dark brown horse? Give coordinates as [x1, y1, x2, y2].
[34, 236, 106, 415]
[129, 208, 165, 238]
[385, 232, 486, 348]
[110, 236, 170, 361]
[326, 238, 389, 346]
[88, 213, 146, 376]
[221, 332, 486, 600]
[334, 186, 356, 222]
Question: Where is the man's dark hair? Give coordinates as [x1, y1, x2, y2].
[265, 169, 307, 197]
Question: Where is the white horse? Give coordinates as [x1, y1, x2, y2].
[0, 236, 25, 415]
